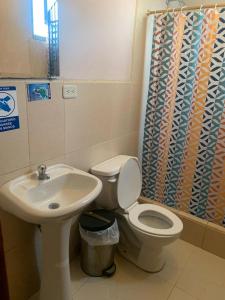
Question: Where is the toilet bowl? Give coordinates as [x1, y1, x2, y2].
[91, 155, 183, 272]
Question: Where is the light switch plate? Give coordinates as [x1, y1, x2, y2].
[63, 85, 78, 99]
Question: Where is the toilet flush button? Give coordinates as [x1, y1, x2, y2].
[63, 84, 78, 99]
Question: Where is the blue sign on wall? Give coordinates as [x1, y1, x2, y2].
[0, 86, 20, 132]
[27, 83, 51, 101]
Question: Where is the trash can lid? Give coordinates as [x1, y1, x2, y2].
[79, 209, 116, 232]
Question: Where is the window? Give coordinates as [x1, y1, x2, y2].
[32, 0, 57, 40]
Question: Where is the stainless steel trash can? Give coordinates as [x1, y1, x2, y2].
[79, 209, 119, 277]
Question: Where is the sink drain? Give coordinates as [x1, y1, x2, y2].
[48, 203, 60, 210]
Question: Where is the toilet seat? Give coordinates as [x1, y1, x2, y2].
[117, 158, 142, 210]
[116, 158, 182, 237]
[129, 204, 183, 237]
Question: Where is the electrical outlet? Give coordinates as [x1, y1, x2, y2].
[63, 85, 78, 99]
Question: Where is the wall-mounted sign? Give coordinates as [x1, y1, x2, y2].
[0, 86, 20, 132]
[27, 83, 51, 102]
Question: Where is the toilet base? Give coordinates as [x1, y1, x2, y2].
[116, 213, 168, 273]
[117, 243, 165, 273]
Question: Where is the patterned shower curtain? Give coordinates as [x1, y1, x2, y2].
[142, 8, 225, 227]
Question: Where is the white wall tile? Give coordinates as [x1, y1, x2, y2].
[65, 83, 113, 153]
[65, 131, 138, 171]
[0, 82, 29, 175]
[27, 81, 65, 164]
[5, 242, 40, 300]
[0, 210, 35, 253]
[0, 130, 29, 175]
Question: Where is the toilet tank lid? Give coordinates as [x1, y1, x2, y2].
[91, 155, 136, 176]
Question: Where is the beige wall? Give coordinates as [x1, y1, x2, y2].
[59, 0, 165, 81]
[0, 0, 166, 299]
[60, 0, 136, 80]
[0, 0, 48, 78]
[185, 0, 225, 5]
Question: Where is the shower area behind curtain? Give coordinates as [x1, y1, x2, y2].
[142, 8, 225, 227]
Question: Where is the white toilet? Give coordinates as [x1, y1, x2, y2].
[91, 155, 183, 272]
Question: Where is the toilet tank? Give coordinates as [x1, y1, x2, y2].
[91, 155, 135, 210]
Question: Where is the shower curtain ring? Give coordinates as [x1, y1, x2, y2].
[181, 6, 186, 14]
[199, 4, 203, 14]
[215, 3, 218, 11]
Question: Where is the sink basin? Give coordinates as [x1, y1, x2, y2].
[0, 164, 102, 224]
[0, 164, 102, 300]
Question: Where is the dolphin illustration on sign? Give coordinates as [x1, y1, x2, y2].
[27, 83, 51, 101]
[0, 96, 11, 112]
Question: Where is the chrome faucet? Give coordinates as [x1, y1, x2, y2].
[37, 164, 50, 180]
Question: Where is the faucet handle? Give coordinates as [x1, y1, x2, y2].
[37, 164, 50, 180]
[38, 164, 47, 174]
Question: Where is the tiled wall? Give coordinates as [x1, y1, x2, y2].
[0, 80, 140, 299]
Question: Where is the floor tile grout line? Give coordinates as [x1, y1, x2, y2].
[165, 262, 187, 300]
[166, 283, 177, 300]
[175, 285, 200, 300]
[171, 243, 196, 285]
[71, 274, 89, 298]
[164, 242, 197, 300]
[170, 247, 196, 291]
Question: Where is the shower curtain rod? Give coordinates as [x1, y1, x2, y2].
[147, 3, 225, 15]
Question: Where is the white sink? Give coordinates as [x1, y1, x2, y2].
[0, 164, 102, 300]
[0, 164, 102, 224]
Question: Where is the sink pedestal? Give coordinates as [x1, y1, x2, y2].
[40, 218, 73, 300]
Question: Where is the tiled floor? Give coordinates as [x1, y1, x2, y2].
[70, 239, 225, 300]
